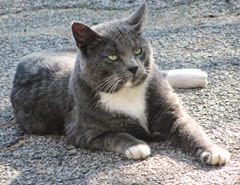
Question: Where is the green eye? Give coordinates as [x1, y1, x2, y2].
[107, 54, 119, 61]
[134, 48, 142, 55]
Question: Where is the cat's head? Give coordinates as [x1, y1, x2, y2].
[72, 4, 153, 93]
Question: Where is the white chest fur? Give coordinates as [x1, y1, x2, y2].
[99, 83, 149, 132]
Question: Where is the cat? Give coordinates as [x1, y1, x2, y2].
[10, 4, 230, 165]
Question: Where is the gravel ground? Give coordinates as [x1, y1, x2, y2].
[0, 0, 239, 184]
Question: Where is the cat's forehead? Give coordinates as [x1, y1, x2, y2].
[93, 21, 138, 46]
[93, 21, 131, 34]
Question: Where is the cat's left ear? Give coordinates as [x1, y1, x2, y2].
[71, 22, 102, 52]
[123, 3, 146, 33]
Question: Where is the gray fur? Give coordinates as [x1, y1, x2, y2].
[10, 4, 229, 165]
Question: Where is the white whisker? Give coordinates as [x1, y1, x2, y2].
[110, 79, 122, 94]
[104, 78, 120, 93]
[90, 74, 120, 103]
[93, 74, 119, 93]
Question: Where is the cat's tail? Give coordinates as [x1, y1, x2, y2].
[165, 69, 208, 88]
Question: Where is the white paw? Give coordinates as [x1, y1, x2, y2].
[125, 144, 151, 160]
[200, 147, 231, 165]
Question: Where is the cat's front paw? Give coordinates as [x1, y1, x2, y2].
[125, 144, 151, 160]
[200, 147, 230, 165]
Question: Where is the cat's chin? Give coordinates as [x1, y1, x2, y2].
[99, 74, 149, 94]
[124, 74, 148, 88]
[123, 80, 134, 87]
[123, 80, 141, 88]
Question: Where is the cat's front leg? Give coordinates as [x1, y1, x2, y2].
[151, 109, 231, 165]
[67, 129, 151, 159]
[125, 143, 151, 159]
[169, 117, 231, 165]
[199, 145, 230, 165]
[148, 71, 230, 165]
[65, 108, 151, 159]
[90, 132, 151, 159]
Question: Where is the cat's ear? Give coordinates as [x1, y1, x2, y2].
[71, 22, 102, 52]
[124, 3, 146, 33]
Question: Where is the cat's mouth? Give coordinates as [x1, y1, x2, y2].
[123, 73, 148, 88]
[98, 73, 149, 94]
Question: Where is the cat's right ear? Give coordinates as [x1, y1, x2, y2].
[123, 3, 146, 33]
[71, 22, 102, 52]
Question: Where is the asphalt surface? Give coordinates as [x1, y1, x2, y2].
[0, 0, 240, 184]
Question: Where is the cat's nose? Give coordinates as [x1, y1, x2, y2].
[128, 66, 139, 75]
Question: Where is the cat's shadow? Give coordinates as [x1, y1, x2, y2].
[2, 134, 226, 184]
[1, 105, 224, 184]
[148, 141, 227, 172]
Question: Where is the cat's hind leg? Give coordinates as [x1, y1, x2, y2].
[10, 53, 70, 135]
[164, 69, 208, 88]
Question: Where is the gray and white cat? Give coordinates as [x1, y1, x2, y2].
[10, 4, 230, 165]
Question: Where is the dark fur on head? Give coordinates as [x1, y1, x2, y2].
[71, 4, 152, 93]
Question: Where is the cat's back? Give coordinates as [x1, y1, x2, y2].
[10, 48, 77, 135]
[13, 48, 77, 85]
